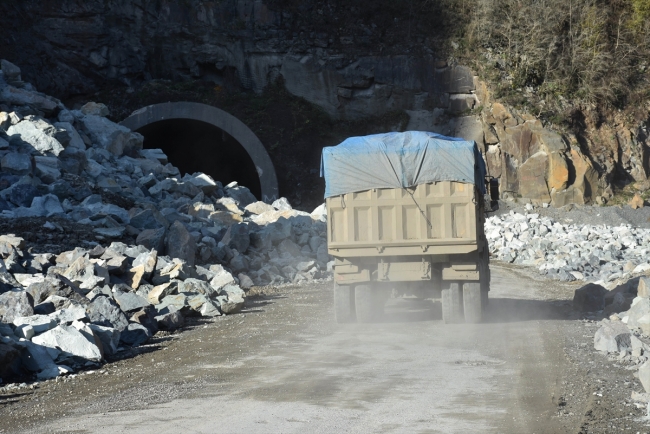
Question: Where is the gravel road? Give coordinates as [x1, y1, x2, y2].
[2, 263, 650, 433]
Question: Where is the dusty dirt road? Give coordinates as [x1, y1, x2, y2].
[1, 263, 648, 433]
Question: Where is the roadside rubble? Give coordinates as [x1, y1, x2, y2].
[585, 277, 650, 410]
[0, 59, 332, 383]
[486, 210, 650, 285]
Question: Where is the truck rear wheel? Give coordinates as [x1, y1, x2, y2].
[441, 283, 463, 323]
[355, 284, 381, 323]
[480, 259, 490, 308]
[463, 282, 482, 323]
[334, 283, 355, 323]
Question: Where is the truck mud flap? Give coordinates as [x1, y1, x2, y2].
[335, 269, 371, 284]
[377, 260, 432, 282]
[442, 269, 479, 280]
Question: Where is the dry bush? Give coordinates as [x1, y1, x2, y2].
[459, 0, 650, 121]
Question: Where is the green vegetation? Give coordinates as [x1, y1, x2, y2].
[460, 0, 650, 125]
[270, 0, 649, 127]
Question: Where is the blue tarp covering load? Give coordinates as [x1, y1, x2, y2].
[321, 131, 487, 198]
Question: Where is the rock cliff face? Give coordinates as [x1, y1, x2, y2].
[0, 0, 648, 206]
[0, 0, 476, 120]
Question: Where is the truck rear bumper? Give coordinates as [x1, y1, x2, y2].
[333, 255, 483, 285]
[329, 241, 478, 257]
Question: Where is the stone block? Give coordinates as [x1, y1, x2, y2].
[639, 277, 650, 298]
[119, 323, 151, 347]
[113, 287, 150, 313]
[221, 223, 250, 253]
[1, 152, 31, 175]
[136, 227, 166, 252]
[81, 114, 143, 156]
[0, 289, 33, 323]
[8, 118, 66, 156]
[573, 283, 607, 312]
[594, 320, 631, 352]
[81, 102, 109, 117]
[148, 281, 179, 305]
[86, 296, 129, 331]
[32, 324, 102, 362]
[13, 314, 56, 334]
[166, 221, 196, 266]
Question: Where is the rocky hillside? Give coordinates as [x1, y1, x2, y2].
[0, 0, 648, 207]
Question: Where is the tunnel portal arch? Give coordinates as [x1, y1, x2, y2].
[121, 102, 279, 202]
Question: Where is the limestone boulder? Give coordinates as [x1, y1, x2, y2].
[245, 201, 276, 215]
[88, 324, 120, 355]
[148, 281, 179, 305]
[119, 323, 151, 347]
[86, 296, 129, 331]
[1, 152, 31, 175]
[81, 102, 109, 117]
[155, 309, 184, 330]
[166, 221, 196, 266]
[221, 223, 250, 253]
[136, 227, 166, 252]
[217, 284, 245, 314]
[594, 320, 631, 352]
[34, 156, 61, 183]
[187, 173, 217, 194]
[573, 283, 607, 312]
[0, 290, 34, 323]
[7, 119, 65, 156]
[0, 86, 59, 115]
[639, 277, 650, 298]
[32, 323, 103, 362]
[81, 114, 143, 156]
[113, 287, 150, 313]
[13, 315, 56, 334]
[627, 298, 650, 329]
[53, 121, 86, 150]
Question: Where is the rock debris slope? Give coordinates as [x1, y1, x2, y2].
[0, 60, 331, 382]
[486, 208, 650, 285]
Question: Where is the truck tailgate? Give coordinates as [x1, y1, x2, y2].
[326, 181, 479, 257]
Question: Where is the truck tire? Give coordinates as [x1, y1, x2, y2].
[441, 283, 462, 324]
[355, 284, 380, 323]
[334, 283, 355, 323]
[480, 259, 490, 308]
[481, 288, 489, 309]
[463, 282, 482, 324]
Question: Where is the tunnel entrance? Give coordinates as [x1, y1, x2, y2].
[136, 119, 261, 198]
[120, 102, 278, 202]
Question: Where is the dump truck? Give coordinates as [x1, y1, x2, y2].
[321, 131, 490, 324]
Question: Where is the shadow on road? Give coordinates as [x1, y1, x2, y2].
[379, 296, 570, 324]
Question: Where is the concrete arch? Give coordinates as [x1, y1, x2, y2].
[121, 102, 279, 202]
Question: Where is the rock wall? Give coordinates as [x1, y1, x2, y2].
[0, 0, 477, 120]
[0, 0, 647, 206]
[411, 83, 648, 207]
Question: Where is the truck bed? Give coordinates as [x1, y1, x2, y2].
[326, 181, 481, 257]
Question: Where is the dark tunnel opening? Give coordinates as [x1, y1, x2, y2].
[136, 119, 262, 199]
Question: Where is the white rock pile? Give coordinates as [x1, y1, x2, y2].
[592, 278, 650, 403]
[0, 59, 332, 382]
[486, 211, 650, 284]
